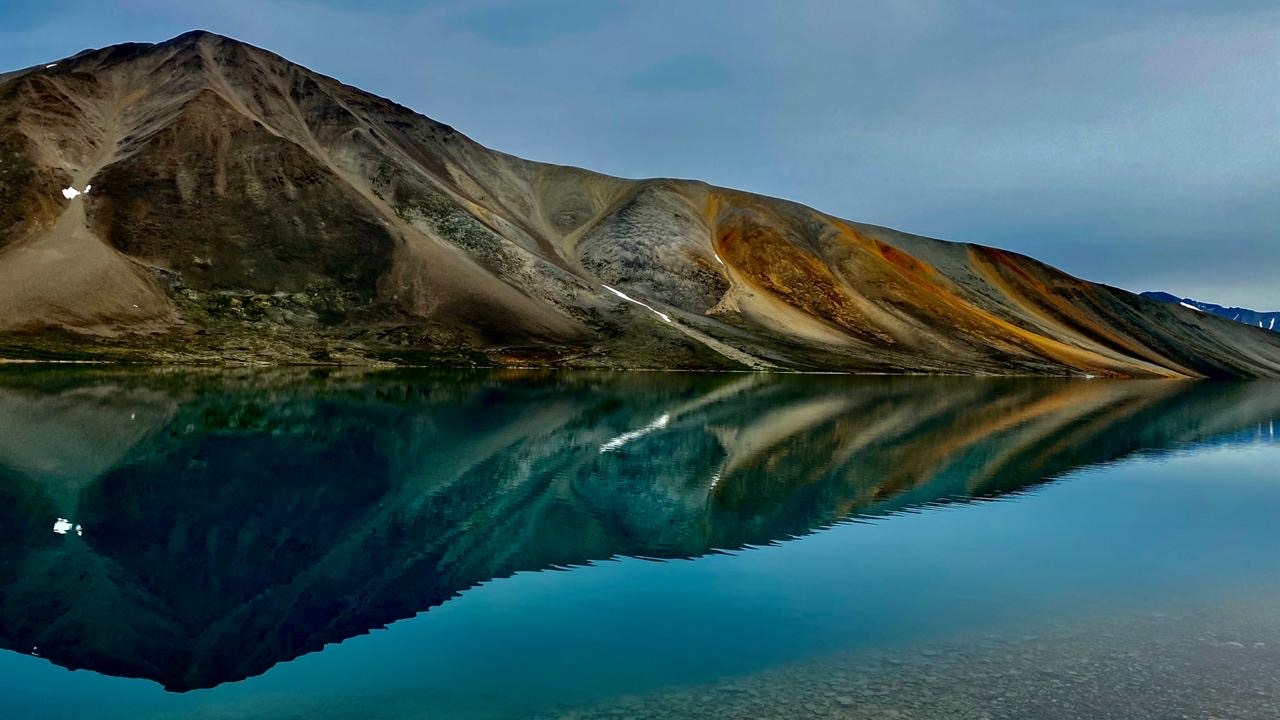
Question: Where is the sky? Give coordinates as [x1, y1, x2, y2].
[2, 0, 1276, 308]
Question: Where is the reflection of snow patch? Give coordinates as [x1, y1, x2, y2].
[600, 413, 670, 453]
[713, 253, 725, 266]
[53, 518, 84, 536]
[602, 284, 671, 323]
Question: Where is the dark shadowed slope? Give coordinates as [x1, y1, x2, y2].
[2, 31, 1279, 375]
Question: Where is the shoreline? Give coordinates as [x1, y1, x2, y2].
[0, 357, 1194, 379]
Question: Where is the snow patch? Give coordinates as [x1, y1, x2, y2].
[45, 63, 57, 69]
[1179, 302, 1203, 312]
[601, 413, 670, 453]
[61, 185, 90, 200]
[602, 284, 671, 323]
[1271, 318, 1276, 330]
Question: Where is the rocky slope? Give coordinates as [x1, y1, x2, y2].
[2, 31, 1279, 376]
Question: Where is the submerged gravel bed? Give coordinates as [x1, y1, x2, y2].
[543, 596, 1280, 720]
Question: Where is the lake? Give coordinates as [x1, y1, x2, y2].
[1, 369, 1278, 719]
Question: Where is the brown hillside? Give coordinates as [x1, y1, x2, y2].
[1, 31, 1278, 376]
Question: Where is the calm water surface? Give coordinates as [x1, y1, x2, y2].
[0, 369, 1278, 719]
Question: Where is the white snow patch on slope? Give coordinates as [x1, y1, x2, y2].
[602, 284, 671, 323]
[1179, 302, 1203, 312]
[600, 413, 670, 453]
[61, 185, 90, 200]
[45, 63, 57, 69]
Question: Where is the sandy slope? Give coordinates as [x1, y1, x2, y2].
[0, 198, 174, 333]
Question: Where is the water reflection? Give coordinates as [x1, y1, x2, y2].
[0, 369, 1276, 692]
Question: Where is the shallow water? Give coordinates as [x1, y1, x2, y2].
[0, 369, 1277, 719]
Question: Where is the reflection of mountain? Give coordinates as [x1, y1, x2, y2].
[0, 370, 1277, 691]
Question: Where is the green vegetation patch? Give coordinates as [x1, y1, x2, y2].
[394, 187, 513, 274]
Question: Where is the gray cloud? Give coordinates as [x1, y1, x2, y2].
[447, 0, 619, 46]
[625, 54, 732, 93]
[0, 0, 60, 31]
[1, 0, 1275, 308]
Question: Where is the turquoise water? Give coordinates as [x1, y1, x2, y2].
[0, 370, 1278, 718]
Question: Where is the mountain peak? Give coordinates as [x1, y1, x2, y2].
[169, 29, 228, 43]
[161, 29, 263, 54]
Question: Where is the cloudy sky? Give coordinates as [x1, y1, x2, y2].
[3, 1, 1276, 307]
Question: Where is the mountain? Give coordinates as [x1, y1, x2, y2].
[2, 369, 1278, 690]
[2, 30, 1279, 376]
[1141, 292, 1278, 333]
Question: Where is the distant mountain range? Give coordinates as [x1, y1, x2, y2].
[1141, 292, 1278, 333]
[2, 30, 1279, 376]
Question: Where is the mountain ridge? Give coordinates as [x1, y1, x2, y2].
[2, 30, 1279, 377]
[1141, 292, 1278, 333]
